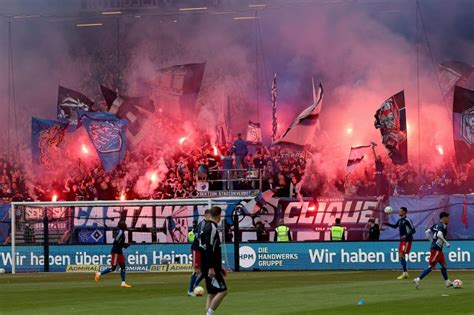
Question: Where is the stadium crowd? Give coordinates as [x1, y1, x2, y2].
[341, 157, 474, 197]
[0, 137, 473, 202]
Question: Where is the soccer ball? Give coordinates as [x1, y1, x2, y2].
[194, 286, 205, 296]
[384, 206, 393, 214]
[453, 279, 463, 289]
[0, 268, 5, 274]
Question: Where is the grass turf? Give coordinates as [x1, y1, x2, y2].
[0, 271, 473, 315]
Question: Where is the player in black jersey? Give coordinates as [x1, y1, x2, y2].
[200, 206, 227, 315]
[95, 221, 131, 288]
[188, 209, 210, 296]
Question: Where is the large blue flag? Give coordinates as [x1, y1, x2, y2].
[31, 117, 69, 169]
[80, 111, 128, 172]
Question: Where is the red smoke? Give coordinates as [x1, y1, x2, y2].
[1, 1, 472, 197]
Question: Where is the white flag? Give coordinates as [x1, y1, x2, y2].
[346, 145, 371, 173]
[274, 79, 323, 148]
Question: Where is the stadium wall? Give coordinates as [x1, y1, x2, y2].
[0, 241, 472, 272]
[1, 194, 473, 245]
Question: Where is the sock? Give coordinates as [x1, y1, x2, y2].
[194, 273, 205, 287]
[440, 267, 448, 281]
[120, 267, 126, 282]
[189, 272, 197, 292]
[400, 258, 407, 272]
[207, 309, 215, 315]
[419, 267, 432, 280]
[101, 268, 112, 276]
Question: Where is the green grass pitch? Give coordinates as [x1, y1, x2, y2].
[0, 271, 473, 314]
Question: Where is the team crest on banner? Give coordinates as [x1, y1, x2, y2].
[461, 107, 474, 145]
[31, 117, 68, 170]
[247, 121, 262, 144]
[453, 86, 474, 163]
[374, 91, 408, 165]
[80, 111, 128, 172]
[196, 181, 209, 192]
[87, 120, 123, 153]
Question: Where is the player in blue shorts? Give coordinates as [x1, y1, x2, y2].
[95, 221, 131, 288]
[414, 212, 453, 288]
[383, 207, 416, 279]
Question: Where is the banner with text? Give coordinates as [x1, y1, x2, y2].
[1, 241, 473, 272]
[233, 196, 383, 241]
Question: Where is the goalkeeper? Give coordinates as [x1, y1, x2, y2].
[95, 221, 132, 288]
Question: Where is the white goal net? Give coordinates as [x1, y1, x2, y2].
[5, 198, 249, 274]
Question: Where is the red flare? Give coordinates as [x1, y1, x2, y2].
[150, 171, 158, 184]
[81, 144, 89, 155]
[436, 145, 444, 156]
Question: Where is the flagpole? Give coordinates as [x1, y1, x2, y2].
[116, 17, 121, 93]
[7, 21, 11, 157]
[255, 10, 260, 124]
[271, 73, 277, 143]
[227, 95, 231, 142]
[7, 21, 20, 158]
[416, 0, 423, 219]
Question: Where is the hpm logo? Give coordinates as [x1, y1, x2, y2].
[239, 246, 257, 268]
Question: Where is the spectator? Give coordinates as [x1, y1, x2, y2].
[375, 154, 386, 196]
[24, 223, 35, 244]
[366, 218, 380, 241]
[253, 151, 264, 170]
[256, 221, 269, 242]
[1, 137, 474, 202]
[207, 154, 219, 189]
[275, 174, 290, 197]
[224, 222, 233, 243]
[330, 218, 345, 241]
[274, 219, 291, 242]
[221, 151, 234, 190]
[230, 133, 248, 177]
[289, 175, 301, 198]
